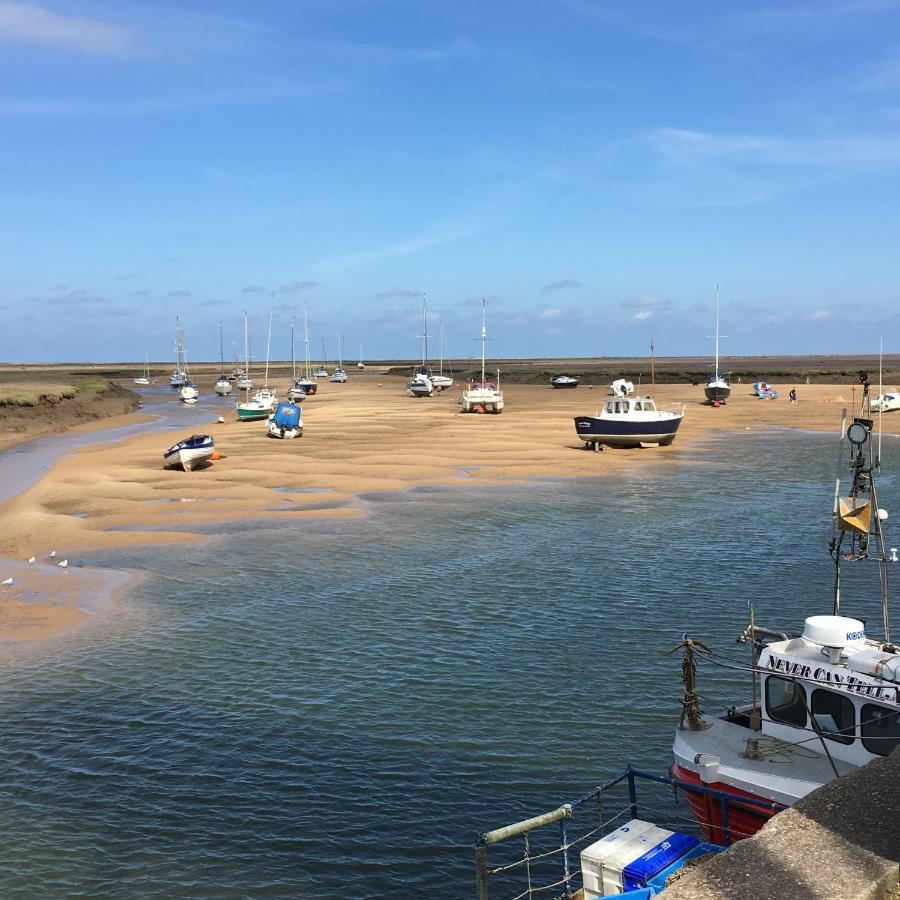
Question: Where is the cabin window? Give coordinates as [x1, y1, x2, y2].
[765, 675, 806, 728]
[860, 703, 900, 756]
[614, 402, 622, 413]
[811, 689, 855, 744]
[634, 402, 643, 411]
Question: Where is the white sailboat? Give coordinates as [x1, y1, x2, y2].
[357, 344, 365, 370]
[236, 312, 276, 420]
[215, 322, 232, 396]
[169, 318, 188, 388]
[329, 333, 348, 382]
[177, 323, 199, 403]
[297, 307, 318, 395]
[134, 352, 151, 386]
[314, 339, 329, 378]
[407, 293, 434, 398]
[287, 317, 307, 402]
[461, 299, 504, 413]
[704, 286, 731, 405]
[236, 315, 254, 392]
[431, 320, 454, 391]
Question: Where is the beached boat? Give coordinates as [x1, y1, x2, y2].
[266, 401, 303, 439]
[671, 386, 899, 844]
[461, 299, 504, 413]
[329, 333, 348, 383]
[431, 321, 454, 391]
[704, 287, 731, 405]
[286, 317, 307, 402]
[406, 294, 434, 398]
[551, 374, 579, 389]
[214, 322, 232, 396]
[169, 318, 188, 388]
[163, 434, 215, 471]
[575, 394, 684, 448]
[753, 380, 779, 399]
[176, 327, 199, 403]
[357, 344, 365, 370]
[872, 390, 900, 412]
[296, 307, 318, 396]
[236, 312, 276, 420]
[134, 353, 151, 386]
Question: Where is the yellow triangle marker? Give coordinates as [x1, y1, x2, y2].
[838, 497, 871, 535]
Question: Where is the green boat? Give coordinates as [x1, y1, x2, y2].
[235, 312, 277, 421]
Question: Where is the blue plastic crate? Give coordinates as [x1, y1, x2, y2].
[622, 833, 699, 889]
[645, 842, 724, 894]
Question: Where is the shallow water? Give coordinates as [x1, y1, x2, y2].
[0, 430, 897, 898]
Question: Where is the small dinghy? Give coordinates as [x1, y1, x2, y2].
[550, 374, 579, 389]
[163, 434, 215, 471]
[753, 381, 778, 399]
[267, 401, 303, 439]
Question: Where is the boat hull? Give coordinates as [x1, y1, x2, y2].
[431, 375, 454, 391]
[267, 422, 303, 439]
[236, 405, 271, 421]
[574, 414, 682, 447]
[462, 394, 504, 413]
[704, 384, 731, 403]
[133, 378, 150, 386]
[671, 764, 778, 844]
[551, 378, 579, 389]
[163, 436, 215, 472]
[215, 381, 233, 396]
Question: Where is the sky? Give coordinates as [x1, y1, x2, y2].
[2, 0, 900, 363]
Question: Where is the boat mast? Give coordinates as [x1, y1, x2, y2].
[650, 333, 656, 399]
[439, 321, 444, 375]
[714, 285, 720, 378]
[421, 293, 429, 370]
[480, 298, 487, 384]
[291, 317, 296, 382]
[219, 321, 225, 377]
[304, 306, 311, 378]
[337, 332, 343, 370]
[264, 311, 273, 389]
[243, 311, 250, 395]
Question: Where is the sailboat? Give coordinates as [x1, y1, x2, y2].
[407, 293, 434, 398]
[169, 318, 188, 388]
[297, 307, 318, 395]
[704, 286, 731, 405]
[236, 312, 276, 421]
[431, 320, 454, 391]
[357, 344, 365, 370]
[214, 322, 232, 396]
[177, 323, 199, 402]
[287, 317, 307, 402]
[134, 352, 151, 386]
[329, 333, 348, 383]
[236, 317, 254, 391]
[314, 339, 329, 378]
[461, 299, 504, 413]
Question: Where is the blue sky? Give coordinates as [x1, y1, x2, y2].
[2, 0, 900, 363]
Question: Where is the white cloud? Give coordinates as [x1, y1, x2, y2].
[811, 309, 833, 320]
[0, 2, 137, 56]
[631, 310, 653, 321]
[538, 307, 564, 320]
[622, 294, 671, 310]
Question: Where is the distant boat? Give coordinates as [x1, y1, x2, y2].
[406, 293, 434, 398]
[267, 401, 303, 439]
[550, 375, 579, 389]
[163, 434, 215, 471]
[297, 307, 318, 396]
[169, 318, 188, 388]
[357, 344, 365, 370]
[705, 287, 731, 405]
[215, 322, 232, 396]
[431, 320, 454, 391]
[461, 299, 504, 413]
[872, 390, 900, 412]
[236, 312, 276, 420]
[287, 317, 307, 402]
[329, 333, 348, 383]
[134, 352, 151, 386]
[177, 325, 199, 403]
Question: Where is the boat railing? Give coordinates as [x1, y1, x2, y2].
[655, 401, 686, 416]
[473, 764, 781, 900]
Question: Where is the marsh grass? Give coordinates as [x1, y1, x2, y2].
[0, 376, 113, 407]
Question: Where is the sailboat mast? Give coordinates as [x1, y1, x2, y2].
[264, 311, 273, 388]
[304, 306, 311, 378]
[480, 298, 487, 384]
[714, 285, 720, 376]
[439, 321, 444, 375]
[650, 333, 656, 399]
[219, 321, 225, 374]
[291, 317, 296, 381]
[421, 293, 428, 368]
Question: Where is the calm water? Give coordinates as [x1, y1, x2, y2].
[1, 430, 897, 898]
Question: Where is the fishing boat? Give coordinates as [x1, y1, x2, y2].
[236, 312, 277, 421]
[431, 321, 454, 391]
[134, 353, 151, 386]
[286, 317, 307, 402]
[163, 434, 215, 472]
[169, 318, 188, 388]
[461, 299, 504, 413]
[329, 333, 348, 383]
[406, 294, 434, 398]
[671, 377, 899, 844]
[551, 374, 579, 389]
[267, 401, 303, 439]
[214, 322, 232, 396]
[704, 286, 731, 405]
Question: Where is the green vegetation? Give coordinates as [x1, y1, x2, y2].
[0, 376, 114, 407]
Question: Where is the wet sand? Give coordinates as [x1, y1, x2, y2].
[0, 374, 894, 648]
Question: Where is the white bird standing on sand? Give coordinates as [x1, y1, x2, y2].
[26, 556, 35, 564]
[2, 577, 14, 586]
[57, 559, 68, 568]
[49, 550, 56, 558]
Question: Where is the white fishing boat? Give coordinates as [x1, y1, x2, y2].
[329, 333, 348, 383]
[461, 299, 504, 413]
[704, 286, 731, 405]
[236, 312, 276, 420]
[134, 352, 151, 386]
[163, 434, 215, 472]
[169, 318, 188, 388]
[406, 294, 434, 398]
[671, 380, 899, 844]
[214, 322, 232, 396]
[575, 394, 684, 449]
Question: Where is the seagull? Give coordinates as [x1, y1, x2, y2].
[1, 577, 14, 586]
[26, 556, 35, 564]
[49, 550, 56, 559]
[57, 559, 68, 568]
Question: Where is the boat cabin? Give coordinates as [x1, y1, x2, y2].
[602, 397, 659, 416]
[758, 616, 900, 767]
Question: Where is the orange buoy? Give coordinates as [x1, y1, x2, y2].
[711, 401, 720, 408]
[210, 451, 221, 460]
[476, 405, 485, 414]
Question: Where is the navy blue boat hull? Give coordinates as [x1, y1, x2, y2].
[574, 415, 682, 447]
[704, 385, 731, 403]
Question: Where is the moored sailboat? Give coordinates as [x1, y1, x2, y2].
[329, 333, 348, 383]
[169, 318, 188, 388]
[704, 286, 731, 405]
[134, 352, 151, 386]
[407, 293, 434, 398]
[431, 320, 454, 391]
[461, 299, 503, 413]
[215, 322, 232, 396]
[236, 312, 276, 420]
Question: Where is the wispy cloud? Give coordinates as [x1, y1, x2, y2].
[541, 278, 583, 293]
[622, 294, 671, 310]
[241, 284, 268, 294]
[375, 286, 421, 300]
[630, 310, 653, 322]
[166, 289, 192, 299]
[0, 2, 138, 57]
[537, 306, 564, 320]
[278, 280, 318, 294]
[810, 309, 834, 320]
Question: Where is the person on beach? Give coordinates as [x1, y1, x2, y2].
[790, 388, 797, 404]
